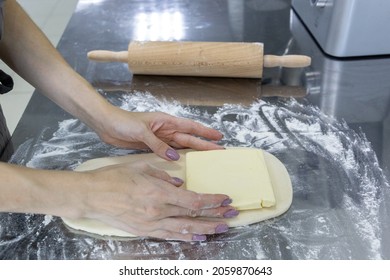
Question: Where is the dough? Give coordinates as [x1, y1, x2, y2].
[62, 148, 292, 238]
[186, 149, 275, 210]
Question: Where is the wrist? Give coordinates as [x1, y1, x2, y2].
[0, 163, 89, 219]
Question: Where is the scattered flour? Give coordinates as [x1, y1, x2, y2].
[4, 91, 389, 260]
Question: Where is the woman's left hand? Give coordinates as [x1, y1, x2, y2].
[96, 107, 224, 160]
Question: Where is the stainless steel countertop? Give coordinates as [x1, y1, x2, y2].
[1, 0, 390, 259]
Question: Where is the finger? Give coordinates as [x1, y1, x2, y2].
[172, 132, 224, 151]
[167, 187, 232, 209]
[132, 161, 184, 186]
[141, 129, 181, 161]
[154, 217, 230, 236]
[171, 117, 224, 141]
[165, 204, 239, 219]
[140, 164, 184, 187]
[102, 216, 229, 242]
[126, 177, 233, 221]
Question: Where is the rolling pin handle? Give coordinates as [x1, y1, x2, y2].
[263, 55, 311, 68]
[87, 50, 128, 63]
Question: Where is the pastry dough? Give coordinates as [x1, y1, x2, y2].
[186, 149, 275, 210]
[62, 148, 292, 238]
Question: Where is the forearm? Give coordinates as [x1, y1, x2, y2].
[0, 0, 112, 132]
[0, 1, 224, 161]
[0, 162, 87, 218]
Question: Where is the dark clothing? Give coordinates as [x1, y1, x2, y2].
[0, 70, 13, 94]
[0, 105, 12, 161]
[0, 0, 3, 40]
[0, 0, 14, 161]
[0, 0, 13, 95]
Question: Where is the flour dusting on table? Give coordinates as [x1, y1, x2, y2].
[3, 91, 389, 260]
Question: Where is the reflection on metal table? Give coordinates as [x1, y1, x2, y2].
[1, 0, 390, 259]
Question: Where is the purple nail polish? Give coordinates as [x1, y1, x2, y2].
[221, 198, 232, 206]
[166, 148, 180, 161]
[215, 224, 229, 234]
[172, 177, 184, 184]
[192, 234, 207, 242]
[223, 209, 239, 218]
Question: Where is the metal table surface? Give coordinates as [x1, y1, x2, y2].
[1, 0, 390, 259]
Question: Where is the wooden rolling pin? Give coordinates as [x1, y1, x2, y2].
[87, 41, 311, 78]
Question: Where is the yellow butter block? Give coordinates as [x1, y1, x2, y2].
[186, 148, 276, 210]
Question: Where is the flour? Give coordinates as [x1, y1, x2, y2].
[43, 215, 53, 226]
[5, 91, 389, 260]
[12, 118, 131, 171]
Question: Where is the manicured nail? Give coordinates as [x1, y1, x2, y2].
[223, 209, 239, 218]
[221, 198, 232, 206]
[166, 148, 180, 161]
[215, 224, 229, 234]
[172, 177, 184, 185]
[192, 234, 207, 242]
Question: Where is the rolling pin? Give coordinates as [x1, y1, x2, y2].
[87, 41, 311, 78]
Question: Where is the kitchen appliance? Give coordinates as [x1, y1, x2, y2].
[292, 0, 390, 57]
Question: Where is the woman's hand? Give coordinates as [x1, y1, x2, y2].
[96, 107, 224, 160]
[77, 161, 238, 241]
[0, 0, 236, 242]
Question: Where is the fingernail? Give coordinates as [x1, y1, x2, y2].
[223, 209, 239, 218]
[221, 198, 232, 206]
[166, 148, 180, 161]
[192, 234, 207, 242]
[215, 224, 229, 234]
[172, 177, 184, 185]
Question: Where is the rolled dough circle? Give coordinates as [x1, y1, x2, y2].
[62, 149, 292, 238]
